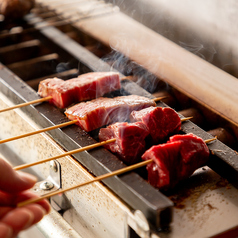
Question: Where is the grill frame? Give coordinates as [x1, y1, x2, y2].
[1, 2, 238, 236]
[1, 43, 238, 229]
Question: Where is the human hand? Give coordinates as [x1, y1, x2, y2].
[0, 158, 51, 238]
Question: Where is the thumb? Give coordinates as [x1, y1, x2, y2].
[0, 158, 37, 193]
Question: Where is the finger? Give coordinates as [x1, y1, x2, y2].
[0, 159, 37, 193]
[0, 223, 13, 238]
[0, 190, 51, 214]
[1, 207, 34, 237]
[0, 191, 13, 206]
[1, 204, 47, 237]
[0, 207, 12, 219]
[24, 204, 47, 225]
[16, 191, 51, 214]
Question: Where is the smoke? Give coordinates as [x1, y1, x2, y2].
[179, 40, 217, 62]
[56, 62, 71, 73]
[101, 49, 160, 93]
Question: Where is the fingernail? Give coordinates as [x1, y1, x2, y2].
[17, 171, 37, 183]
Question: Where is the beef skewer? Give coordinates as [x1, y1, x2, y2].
[12, 114, 191, 170]
[0, 70, 163, 114]
[142, 133, 212, 190]
[99, 106, 191, 164]
[17, 136, 216, 208]
[38, 71, 121, 108]
[0, 72, 121, 113]
[65, 95, 157, 132]
[98, 115, 192, 164]
[0, 96, 166, 144]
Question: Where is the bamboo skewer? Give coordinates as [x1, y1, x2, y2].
[0, 120, 77, 144]
[0, 115, 192, 145]
[0, 96, 52, 113]
[181, 116, 193, 122]
[17, 158, 153, 207]
[13, 138, 116, 170]
[17, 137, 217, 208]
[12, 117, 192, 169]
[0, 94, 166, 114]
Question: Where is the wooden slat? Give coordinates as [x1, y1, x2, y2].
[0, 40, 40, 54]
[7, 53, 59, 69]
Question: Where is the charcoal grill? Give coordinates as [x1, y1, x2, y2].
[0, 1, 238, 238]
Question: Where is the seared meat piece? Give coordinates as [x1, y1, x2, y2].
[99, 106, 182, 164]
[65, 95, 156, 132]
[130, 106, 181, 144]
[99, 122, 150, 164]
[38, 72, 121, 108]
[142, 133, 210, 190]
[0, 0, 35, 19]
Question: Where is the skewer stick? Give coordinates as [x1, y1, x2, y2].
[0, 100, 192, 144]
[181, 116, 193, 122]
[0, 96, 52, 113]
[0, 94, 165, 114]
[17, 137, 217, 208]
[153, 96, 167, 102]
[17, 158, 153, 208]
[12, 117, 192, 167]
[204, 137, 217, 144]
[0, 120, 78, 144]
[11, 117, 192, 163]
[13, 138, 116, 171]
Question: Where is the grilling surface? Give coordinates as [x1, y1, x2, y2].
[1, 1, 238, 235]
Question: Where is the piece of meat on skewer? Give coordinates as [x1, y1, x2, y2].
[99, 122, 150, 164]
[99, 106, 182, 164]
[142, 133, 210, 190]
[130, 106, 181, 144]
[65, 95, 156, 132]
[38, 72, 121, 108]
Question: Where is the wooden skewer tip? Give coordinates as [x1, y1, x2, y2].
[204, 136, 217, 144]
[153, 96, 168, 102]
[181, 116, 193, 122]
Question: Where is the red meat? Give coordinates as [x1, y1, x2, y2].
[130, 106, 181, 144]
[65, 95, 156, 132]
[38, 72, 121, 108]
[99, 122, 150, 164]
[142, 133, 210, 190]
